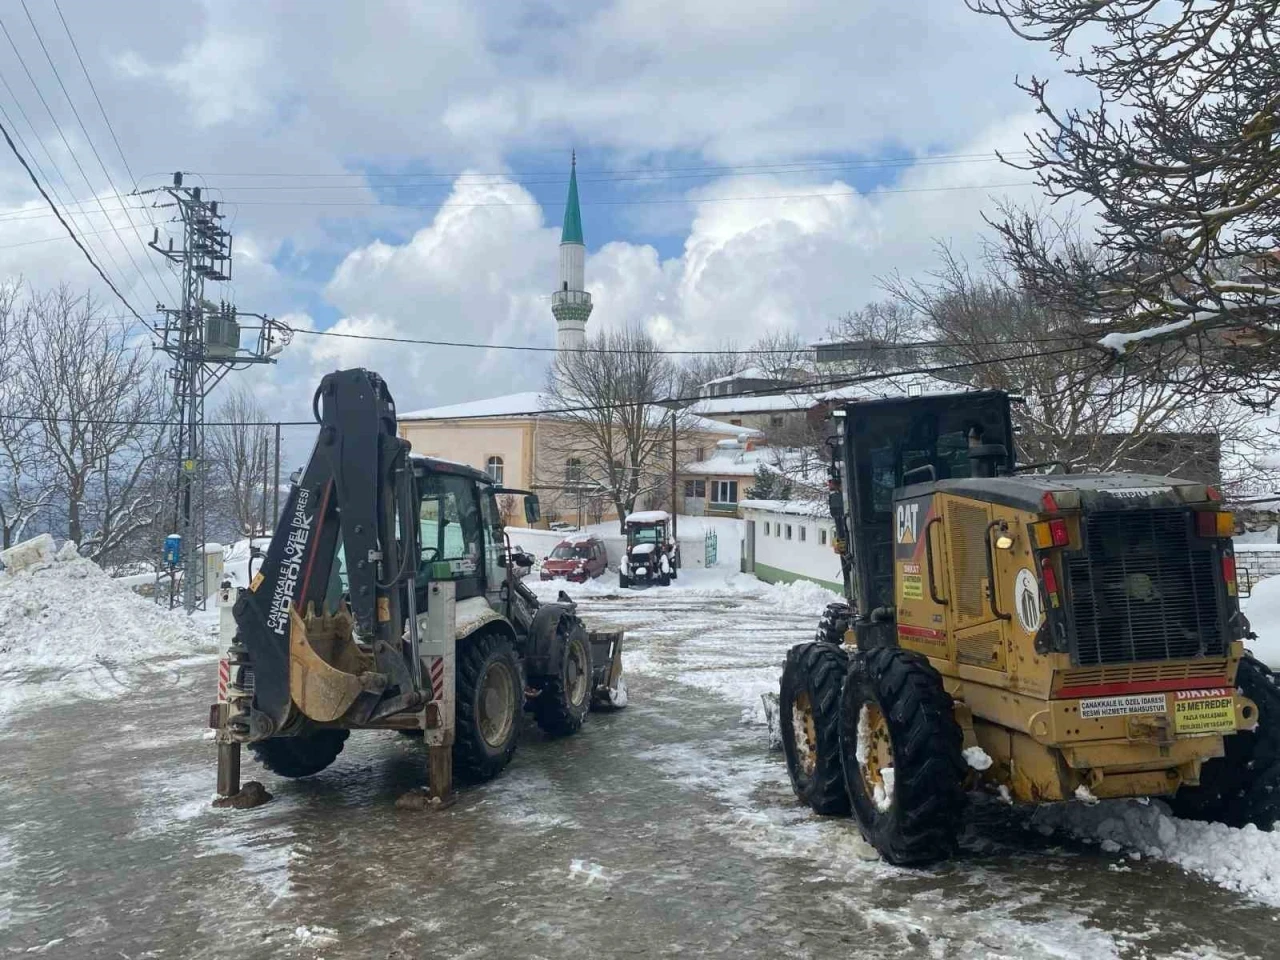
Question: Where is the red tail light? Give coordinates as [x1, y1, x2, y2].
[1048, 518, 1070, 546]
[1039, 555, 1059, 609]
[1206, 485, 1222, 502]
[1041, 492, 1058, 513]
[1223, 554, 1238, 597]
[1040, 557, 1059, 594]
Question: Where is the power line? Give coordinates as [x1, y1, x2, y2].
[287, 324, 1086, 355]
[0, 14, 142, 306]
[0, 218, 177, 250]
[0, 343, 1099, 428]
[43, 0, 177, 302]
[16, 0, 172, 306]
[188, 150, 1033, 181]
[0, 179, 1037, 225]
[0, 116, 152, 332]
[183, 156, 1036, 191]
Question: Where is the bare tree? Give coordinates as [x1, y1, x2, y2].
[749, 329, 816, 383]
[823, 301, 932, 375]
[883, 247, 1270, 491]
[15, 288, 169, 563]
[206, 387, 276, 539]
[970, 0, 1280, 403]
[678, 339, 746, 395]
[0, 283, 54, 549]
[545, 327, 692, 530]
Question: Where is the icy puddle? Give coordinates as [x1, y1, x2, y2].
[0, 573, 1277, 958]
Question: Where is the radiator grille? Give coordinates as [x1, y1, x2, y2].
[1066, 509, 1225, 666]
[948, 502, 990, 621]
[1058, 658, 1228, 689]
[957, 629, 1005, 669]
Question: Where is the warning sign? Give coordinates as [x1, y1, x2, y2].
[902, 573, 923, 600]
[1174, 691, 1235, 734]
[1079, 693, 1167, 719]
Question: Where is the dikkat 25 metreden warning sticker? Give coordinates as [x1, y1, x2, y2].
[1173, 688, 1236, 735]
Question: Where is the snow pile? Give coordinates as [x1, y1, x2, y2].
[0, 537, 215, 720]
[963, 746, 993, 771]
[1031, 799, 1280, 906]
[1241, 575, 1280, 668]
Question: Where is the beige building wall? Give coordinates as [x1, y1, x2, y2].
[399, 418, 538, 526]
[399, 416, 747, 528]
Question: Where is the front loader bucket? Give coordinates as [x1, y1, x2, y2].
[589, 630, 627, 710]
[288, 605, 382, 722]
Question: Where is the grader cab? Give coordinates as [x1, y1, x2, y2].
[780, 390, 1280, 865]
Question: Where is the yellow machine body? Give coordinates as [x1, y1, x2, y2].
[888, 490, 1256, 803]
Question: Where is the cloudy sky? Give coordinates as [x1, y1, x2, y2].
[0, 0, 1084, 422]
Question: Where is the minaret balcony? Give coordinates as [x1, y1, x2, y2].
[552, 289, 592, 308]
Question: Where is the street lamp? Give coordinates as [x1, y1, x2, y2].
[657, 396, 698, 543]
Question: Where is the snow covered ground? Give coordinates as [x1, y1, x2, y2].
[535, 564, 1280, 912]
[0, 537, 217, 723]
[1242, 575, 1280, 667]
[4, 537, 1280, 956]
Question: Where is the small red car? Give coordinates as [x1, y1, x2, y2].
[540, 535, 608, 582]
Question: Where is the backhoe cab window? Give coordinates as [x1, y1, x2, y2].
[418, 472, 483, 580]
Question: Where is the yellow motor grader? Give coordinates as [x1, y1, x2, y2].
[780, 390, 1280, 864]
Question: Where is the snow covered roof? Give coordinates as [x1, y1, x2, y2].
[625, 510, 670, 524]
[400, 390, 748, 436]
[739, 498, 831, 519]
[691, 373, 966, 417]
[684, 446, 828, 488]
[700, 366, 777, 387]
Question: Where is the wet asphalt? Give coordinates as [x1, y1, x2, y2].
[2, 587, 1279, 959]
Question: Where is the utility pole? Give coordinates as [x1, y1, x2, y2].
[148, 172, 291, 612]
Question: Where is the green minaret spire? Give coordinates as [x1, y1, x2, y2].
[561, 150, 584, 245]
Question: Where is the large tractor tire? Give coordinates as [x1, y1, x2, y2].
[780, 642, 850, 815]
[1170, 653, 1280, 828]
[248, 728, 349, 778]
[454, 632, 523, 783]
[533, 618, 593, 736]
[838, 647, 966, 866]
[815, 602, 852, 645]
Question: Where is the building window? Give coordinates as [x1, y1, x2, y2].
[684, 479, 706, 498]
[486, 456, 504, 484]
[820, 528, 827, 546]
[565, 458, 583, 484]
[763, 522, 770, 536]
[770, 415, 784, 427]
[729, 419, 742, 426]
[785, 524, 793, 540]
[711, 480, 738, 504]
[799, 526, 806, 542]
[695, 447, 705, 462]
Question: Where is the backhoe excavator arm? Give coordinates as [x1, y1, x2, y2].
[229, 368, 418, 738]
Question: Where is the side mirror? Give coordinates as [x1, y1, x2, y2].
[525, 494, 541, 525]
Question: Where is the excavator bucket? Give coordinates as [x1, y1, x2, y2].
[589, 630, 627, 709]
[288, 605, 382, 722]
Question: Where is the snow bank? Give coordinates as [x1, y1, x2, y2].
[1241, 575, 1280, 668]
[1031, 799, 1280, 907]
[0, 537, 215, 721]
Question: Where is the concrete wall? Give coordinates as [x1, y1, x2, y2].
[1235, 544, 1280, 591]
[740, 505, 842, 592]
